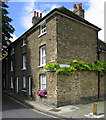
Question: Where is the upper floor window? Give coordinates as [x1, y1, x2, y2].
[22, 54, 26, 70]
[22, 39, 26, 47]
[40, 45, 46, 66]
[10, 47, 14, 55]
[10, 60, 13, 71]
[40, 23, 46, 35]
[40, 74, 46, 90]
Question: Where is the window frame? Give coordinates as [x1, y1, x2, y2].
[40, 74, 46, 91]
[10, 77, 13, 89]
[40, 45, 46, 67]
[23, 76, 26, 89]
[10, 60, 13, 71]
[38, 23, 46, 37]
[10, 47, 15, 55]
[22, 54, 26, 70]
[22, 39, 26, 47]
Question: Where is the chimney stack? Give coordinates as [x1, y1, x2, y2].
[74, 4, 76, 10]
[73, 3, 85, 19]
[32, 11, 42, 25]
[34, 11, 36, 16]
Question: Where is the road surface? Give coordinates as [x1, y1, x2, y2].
[2, 94, 60, 119]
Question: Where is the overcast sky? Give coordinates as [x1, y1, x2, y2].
[8, 0, 105, 42]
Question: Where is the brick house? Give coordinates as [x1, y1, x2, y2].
[2, 3, 106, 107]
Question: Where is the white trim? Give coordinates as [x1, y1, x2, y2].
[40, 45, 46, 66]
[40, 74, 46, 90]
[38, 32, 46, 38]
[22, 89, 27, 92]
[22, 54, 26, 70]
[21, 39, 26, 47]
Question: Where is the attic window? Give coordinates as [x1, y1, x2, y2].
[10, 47, 15, 55]
[22, 39, 26, 47]
[38, 23, 46, 37]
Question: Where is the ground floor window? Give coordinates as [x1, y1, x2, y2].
[40, 74, 46, 90]
[23, 76, 26, 88]
[10, 77, 13, 88]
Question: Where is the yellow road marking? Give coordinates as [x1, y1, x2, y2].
[4, 94, 64, 120]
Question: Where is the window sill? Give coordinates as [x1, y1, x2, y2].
[38, 32, 46, 38]
[10, 53, 15, 56]
[21, 68, 26, 70]
[38, 65, 46, 68]
[44, 69, 56, 72]
[22, 89, 27, 92]
[21, 44, 26, 47]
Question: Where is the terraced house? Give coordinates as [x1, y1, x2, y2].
[2, 3, 106, 107]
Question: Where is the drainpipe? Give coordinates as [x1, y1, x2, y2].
[97, 33, 100, 99]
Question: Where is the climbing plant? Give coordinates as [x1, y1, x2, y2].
[43, 60, 106, 75]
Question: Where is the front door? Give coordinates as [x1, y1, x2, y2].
[29, 77, 32, 97]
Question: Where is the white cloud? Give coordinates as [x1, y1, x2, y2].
[21, 2, 35, 30]
[21, 2, 60, 30]
[85, 0, 105, 41]
[9, 34, 18, 42]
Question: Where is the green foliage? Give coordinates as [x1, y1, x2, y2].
[70, 60, 91, 70]
[1, 1, 15, 48]
[43, 60, 106, 75]
[57, 67, 76, 75]
[43, 63, 59, 70]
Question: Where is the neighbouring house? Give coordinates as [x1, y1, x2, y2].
[2, 3, 106, 107]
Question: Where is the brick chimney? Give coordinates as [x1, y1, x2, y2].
[73, 3, 85, 19]
[32, 11, 42, 25]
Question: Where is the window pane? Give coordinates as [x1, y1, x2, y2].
[40, 74, 46, 90]
[40, 45, 46, 66]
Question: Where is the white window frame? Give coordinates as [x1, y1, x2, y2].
[10, 47, 15, 55]
[40, 74, 46, 90]
[38, 23, 46, 37]
[10, 77, 13, 89]
[40, 23, 46, 34]
[40, 45, 46, 67]
[22, 54, 26, 70]
[23, 76, 26, 88]
[22, 39, 26, 47]
[10, 60, 13, 71]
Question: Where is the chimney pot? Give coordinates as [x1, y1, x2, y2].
[74, 4, 76, 10]
[79, 3, 82, 8]
[34, 11, 36, 16]
[77, 4, 80, 9]
[40, 13, 42, 18]
[37, 12, 39, 17]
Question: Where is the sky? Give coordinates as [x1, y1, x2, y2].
[7, 0, 105, 42]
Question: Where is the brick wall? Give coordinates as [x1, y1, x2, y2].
[57, 71, 99, 107]
[57, 14, 98, 64]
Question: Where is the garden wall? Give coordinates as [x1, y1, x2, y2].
[57, 71, 104, 107]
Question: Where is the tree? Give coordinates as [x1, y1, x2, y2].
[2, 1, 15, 50]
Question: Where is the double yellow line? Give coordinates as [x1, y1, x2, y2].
[4, 94, 64, 120]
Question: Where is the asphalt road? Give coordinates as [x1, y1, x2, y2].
[2, 94, 60, 119]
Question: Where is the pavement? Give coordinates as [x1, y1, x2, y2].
[3, 90, 105, 119]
